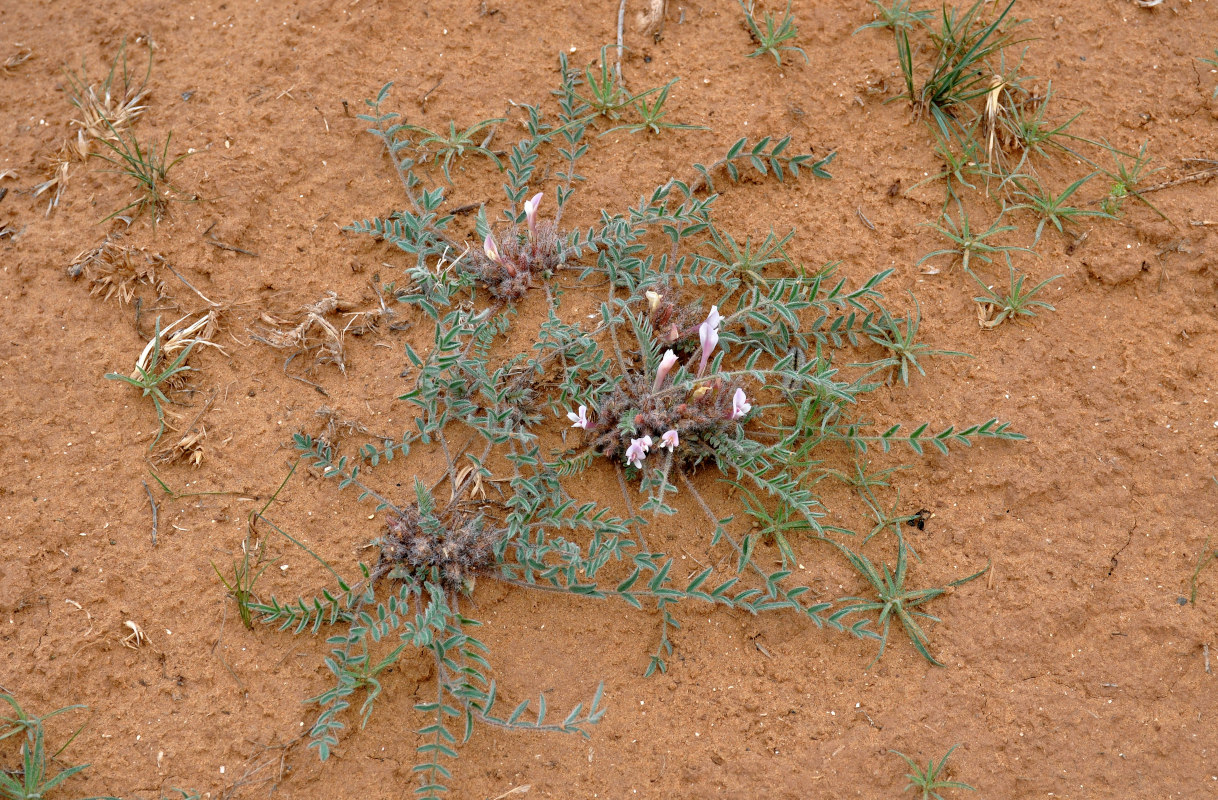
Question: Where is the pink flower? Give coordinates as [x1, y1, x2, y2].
[523, 192, 543, 241]
[483, 233, 502, 264]
[484, 232, 516, 276]
[730, 388, 752, 420]
[697, 305, 721, 377]
[660, 429, 679, 452]
[653, 349, 679, 391]
[566, 405, 591, 430]
[625, 435, 652, 469]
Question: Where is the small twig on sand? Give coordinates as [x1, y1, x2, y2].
[143, 479, 158, 545]
[616, 0, 628, 85]
[1137, 166, 1218, 195]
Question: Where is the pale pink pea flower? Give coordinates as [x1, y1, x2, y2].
[660, 429, 679, 452]
[523, 192, 544, 241]
[697, 305, 721, 377]
[625, 435, 653, 469]
[653, 349, 679, 391]
[567, 405, 591, 430]
[730, 388, 752, 420]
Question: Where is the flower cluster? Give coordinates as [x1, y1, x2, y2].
[566, 307, 752, 474]
[466, 192, 562, 301]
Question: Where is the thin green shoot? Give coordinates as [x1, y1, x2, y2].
[104, 318, 198, 450]
[891, 743, 976, 799]
[704, 226, 794, 284]
[575, 45, 635, 119]
[739, 0, 808, 66]
[62, 38, 152, 150]
[896, 0, 1022, 142]
[0, 694, 101, 800]
[1189, 535, 1217, 605]
[213, 540, 273, 630]
[213, 461, 298, 629]
[968, 265, 1060, 328]
[998, 83, 1095, 178]
[1099, 142, 1168, 221]
[1199, 50, 1218, 97]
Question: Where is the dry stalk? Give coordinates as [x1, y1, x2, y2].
[133, 310, 225, 385]
[2, 48, 32, 72]
[252, 291, 398, 374]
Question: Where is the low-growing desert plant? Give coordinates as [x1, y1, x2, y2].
[253, 60, 1021, 796]
[63, 38, 151, 158]
[855, 0, 933, 34]
[891, 743, 975, 799]
[857, 294, 969, 385]
[1011, 172, 1113, 244]
[917, 206, 1032, 273]
[893, 0, 1023, 142]
[391, 118, 505, 183]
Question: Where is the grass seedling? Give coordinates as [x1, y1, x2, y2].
[1099, 142, 1167, 221]
[855, 0, 933, 34]
[703, 226, 794, 284]
[859, 294, 969, 385]
[998, 83, 1093, 178]
[214, 538, 274, 631]
[602, 79, 706, 135]
[1189, 535, 1217, 605]
[968, 265, 1060, 329]
[214, 462, 297, 628]
[575, 45, 634, 119]
[1011, 173, 1112, 244]
[105, 317, 199, 449]
[1200, 49, 1218, 97]
[891, 744, 975, 799]
[830, 537, 987, 666]
[395, 118, 505, 183]
[917, 206, 1031, 273]
[0, 694, 98, 800]
[739, 0, 808, 66]
[91, 121, 191, 227]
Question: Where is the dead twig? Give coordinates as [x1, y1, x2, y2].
[206, 238, 260, 257]
[143, 479, 158, 545]
[1136, 166, 1218, 196]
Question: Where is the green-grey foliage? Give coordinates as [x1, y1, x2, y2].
[252, 59, 1022, 796]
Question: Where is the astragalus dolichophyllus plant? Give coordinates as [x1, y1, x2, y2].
[249, 56, 1021, 797]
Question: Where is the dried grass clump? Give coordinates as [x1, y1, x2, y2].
[64, 39, 151, 160]
[67, 232, 167, 304]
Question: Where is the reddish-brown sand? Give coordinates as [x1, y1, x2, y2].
[2, 1, 1217, 797]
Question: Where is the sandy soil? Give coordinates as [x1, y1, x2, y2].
[1, 0, 1217, 797]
